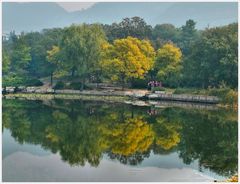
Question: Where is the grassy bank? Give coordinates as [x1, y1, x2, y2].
[4, 93, 131, 103]
[172, 87, 237, 108]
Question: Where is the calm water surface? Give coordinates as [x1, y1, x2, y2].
[2, 98, 238, 182]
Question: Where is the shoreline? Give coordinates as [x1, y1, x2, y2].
[3, 87, 219, 104]
[3, 93, 220, 110]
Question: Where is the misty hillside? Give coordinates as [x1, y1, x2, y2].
[3, 2, 238, 33]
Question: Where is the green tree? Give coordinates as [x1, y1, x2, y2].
[47, 46, 61, 86]
[182, 23, 238, 88]
[11, 34, 31, 75]
[24, 28, 63, 79]
[154, 43, 182, 87]
[102, 17, 152, 42]
[2, 49, 10, 75]
[60, 24, 106, 90]
[152, 24, 179, 48]
[178, 19, 199, 56]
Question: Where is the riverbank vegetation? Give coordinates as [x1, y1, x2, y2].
[2, 17, 237, 105]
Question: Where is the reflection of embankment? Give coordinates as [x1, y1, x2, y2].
[4, 93, 219, 110]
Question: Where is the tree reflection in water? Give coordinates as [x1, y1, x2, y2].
[2, 99, 238, 177]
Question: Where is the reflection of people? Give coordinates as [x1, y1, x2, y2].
[147, 109, 158, 115]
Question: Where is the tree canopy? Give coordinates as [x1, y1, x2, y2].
[100, 36, 155, 88]
[2, 17, 237, 89]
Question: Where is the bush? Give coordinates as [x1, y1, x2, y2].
[210, 88, 238, 106]
[152, 86, 165, 92]
[68, 82, 82, 90]
[67, 82, 92, 90]
[3, 75, 23, 87]
[3, 75, 43, 87]
[225, 90, 238, 106]
[174, 88, 199, 94]
[25, 79, 43, 86]
[54, 81, 65, 89]
[131, 79, 148, 89]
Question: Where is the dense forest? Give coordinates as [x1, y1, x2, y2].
[2, 17, 238, 91]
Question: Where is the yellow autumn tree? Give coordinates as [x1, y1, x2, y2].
[100, 36, 155, 89]
[155, 43, 182, 86]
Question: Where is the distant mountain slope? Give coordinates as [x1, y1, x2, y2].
[3, 2, 238, 33]
[69, 2, 174, 25]
[154, 2, 238, 28]
[3, 2, 69, 33]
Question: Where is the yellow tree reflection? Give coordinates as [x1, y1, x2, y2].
[103, 117, 154, 156]
[153, 117, 181, 150]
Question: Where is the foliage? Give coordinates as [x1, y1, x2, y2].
[2, 18, 237, 93]
[54, 81, 65, 89]
[130, 78, 148, 89]
[67, 82, 91, 90]
[153, 116, 181, 150]
[227, 175, 238, 182]
[154, 43, 182, 87]
[25, 28, 64, 78]
[152, 24, 180, 48]
[47, 46, 61, 71]
[25, 79, 43, 86]
[181, 23, 238, 89]
[102, 16, 152, 42]
[10, 34, 31, 75]
[152, 86, 166, 92]
[101, 36, 155, 89]
[177, 19, 199, 56]
[2, 49, 10, 75]
[104, 117, 154, 156]
[2, 74, 43, 87]
[59, 24, 106, 90]
[209, 87, 238, 106]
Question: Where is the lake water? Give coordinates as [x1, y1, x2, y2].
[2, 98, 238, 182]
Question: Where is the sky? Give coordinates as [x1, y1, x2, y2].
[57, 2, 95, 12]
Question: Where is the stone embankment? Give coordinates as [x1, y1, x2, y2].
[2, 86, 219, 104]
[145, 92, 219, 104]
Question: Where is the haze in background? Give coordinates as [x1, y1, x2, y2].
[3, 2, 238, 33]
[57, 2, 95, 12]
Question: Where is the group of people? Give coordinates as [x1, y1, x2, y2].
[147, 80, 162, 90]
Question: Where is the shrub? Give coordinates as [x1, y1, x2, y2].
[131, 79, 148, 89]
[152, 86, 165, 92]
[174, 88, 197, 94]
[204, 87, 237, 106]
[3, 75, 23, 87]
[25, 79, 43, 86]
[3, 75, 43, 87]
[68, 82, 92, 90]
[68, 82, 82, 90]
[222, 89, 238, 106]
[54, 81, 65, 89]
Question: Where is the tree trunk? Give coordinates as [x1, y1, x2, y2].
[80, 78, 85, 91]
[131, 105, 134, 118]
[71, 68, 75, 78]
[122, 83, 125, 91]
[121, 75, 125, 91]
[50, 72, 53, 86]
